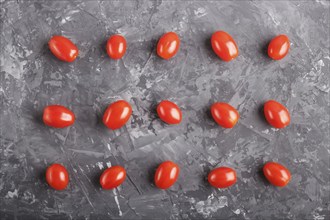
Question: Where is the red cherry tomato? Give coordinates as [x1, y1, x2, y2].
[106, 35, 127, 59]
[264, 100, 290, 129]
[263, 162, 291, 187]
[100, 166, 126, 190]
[211, 31, 239, 61]
[103, 100, 132, 130]
[43, 105, 75, 128]
[154, 161, 180, 189]
[210, 102, 239, 128]
[208, 167, 237, 188]
[157, 32, 180, 60]
[157, 100, 182, 125]
[268, 35, 290, 60]
[48, 36, 78, 62]
[46, 164, 69, 190]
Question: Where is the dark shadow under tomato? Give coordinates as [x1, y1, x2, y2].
[205, 37, 219, 60]
[260, 40, 271, 59]
[203, 166, 212, 188]
[152, 36, 161, 59]
[147, 163, 160, 186]
[34, 109, 44, 127]
[260, 36, 276, 61]
[39, 167, 47, 188]
[151, 102, 159, 120]
[205, 107, 217, 125]
[97, 106, 105, 127]
[43, 42, 55, 61]
[91, 169, 104, 189]
[257, 165, 269, 185]
[101, 38, 108, 57]
[258, 104, 269, 126]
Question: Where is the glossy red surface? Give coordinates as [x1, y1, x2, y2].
[157, 32, 180, 60]
[211, 31, 239, 61]
[154, 161, 180, 189]
[43, 105, 75, 128]
[46, 164, 69, 190]
[103, 100, 132, 130]
[263, 162, 291, 187]
[48, 36, 78, 62]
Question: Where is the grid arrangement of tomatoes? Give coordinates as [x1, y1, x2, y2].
[45, 31, 291, 191]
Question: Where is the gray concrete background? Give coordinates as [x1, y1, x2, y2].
[0, 0, 329, 219]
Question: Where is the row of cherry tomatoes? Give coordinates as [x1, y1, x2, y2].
[46, 161, 291, 191]
[43, 99, 290, 129]
[48, 31, 290, 62]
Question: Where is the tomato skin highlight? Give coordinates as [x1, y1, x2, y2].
[268, 35, 290, 60]
[100, 166, 126, 190]
[106, 35, 127, 59]
[264, 100, 290, 129]
[154, 161, 180, 189]
[48, 36, 78, 62]
[208, 167, 237, 188]
[211, 31, 239, 61]
[103, 100, 132, 130]
[157, 32, 180, 60]
[46, 164, 69, 190]
[211, 102, 239, 128]
[157, 100, 182, 125]
[43, 105, 75, 128]
[263, 162, 291, 187]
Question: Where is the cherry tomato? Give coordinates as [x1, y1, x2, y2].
[48, 36, 78, 62]
[211, 31, 239, 61]
[157, 32, 180, 60]
[154, 161, 180, 189]
[264, 100, 290, 129]
[157, 100, 182, 125]
[268, 35, 290, 60]
[208, 167, 237, 188]
[210, 102, 239, 128]
[46, 164, 69, 190]
[43, 105, 75, 128]
[103, 100, 132, 130]
[106, 35, 127, 59]
[263, 162, 291, 187]
[100, 166, 126, 190]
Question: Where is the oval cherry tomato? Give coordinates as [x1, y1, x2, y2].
[48, 36, 78, 62]
[211, 31, 239, 61]
[106, 35, 127, 59]
[43, 105, 75, 128]
[157, 100, 182, 125]
[263, 162, 291, 187]
[211, 102, 239, 128]
[208, 167, 237, 188]
[154, 161, 180, 189]
[103, 100, 132, 130]
[268, 35, 290, 60]
[264, 100, 290, 129]
[100, 166, 126, 190]
[46, 164, 69, 190]
[157, 32, 180, 60]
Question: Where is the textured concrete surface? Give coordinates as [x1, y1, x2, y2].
[0, 0, 329, 219]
